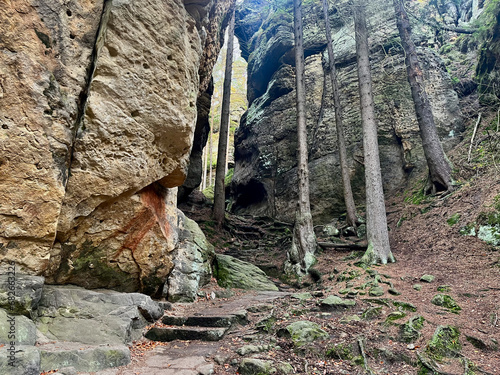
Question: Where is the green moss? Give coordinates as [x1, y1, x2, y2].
[202, 185, 214, 200]
[63, 241, 135, 291]
[400, 316, 426, 343]
[431, 294, 461, 314]
[393, 301, 417, 312]
[447, 213, 461, 226]
[460, 223, 476, 236]
[427, 325, 461, 360]
[336, 269, 362, 282]
[362, 306, 382, 319]
[437, 285, 451, 292]
[385, 311, 407, 324]
[224, 168, 234, 186]
[352, 355, 364, 366]
[326, 343, 354, 360]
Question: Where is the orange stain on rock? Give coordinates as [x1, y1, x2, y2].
[113, 184, 172, 259]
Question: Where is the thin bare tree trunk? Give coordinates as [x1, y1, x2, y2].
[321, 0, 357, 228]
[213, 8, 235, 226]
[354, 0, 394, 265]
[202, 141, 208, 190]
[209, 112, 214, 186]
[393, 0, 453, 194]
[286, 0, 317, 276]
[225, 116, 230, 176]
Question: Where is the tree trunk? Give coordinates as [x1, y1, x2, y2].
[321, 0, 358, 228]
[209, 112, 213, 186]
[353, 0, 395, 265]
[202, 140, 208, 190]
[213, 8, 235, 226]
[393, 0, 453, 194]
[286, 0, 317, 276]
[225, 115, 230, 176]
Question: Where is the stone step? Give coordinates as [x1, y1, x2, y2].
[38, 342, 131, 372]
[161, 310, 247, 328]
[145, 326, 229, 342]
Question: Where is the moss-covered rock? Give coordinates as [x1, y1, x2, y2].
[369, 286, 385, 297]
[431, 294, 461, 314]
[393, 301, 417, 312]
[427, 325, 461, 359]
[362, 306, 383, 320]
[320, 295, 356, 310]
[285, 320, 329, 347]
[385, 311, 407, 324]
[399, 316, 425, 343]
[420, 275, 435, 283]
[213, 254, 278, 291]
[238, 358, 275, 375]
[326, 342, 354, 360]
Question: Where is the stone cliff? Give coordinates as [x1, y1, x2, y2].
[0, 0, 233, 298]
[231, 0, 468, 224]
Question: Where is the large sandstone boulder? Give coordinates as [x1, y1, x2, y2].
[232, 0, 465, 223]
[0, 0, 232, 300]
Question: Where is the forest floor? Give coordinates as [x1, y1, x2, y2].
[112, 123, 500, 375]
[127, 162, 499, 375]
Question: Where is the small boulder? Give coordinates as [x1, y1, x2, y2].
[431, 294, 461, 314]
[399, 316, 425, 343]
[326, 342, 354, 360]
[320, 296, 356, 310]
[427, 325, 461, 358]
[238, 358, 275, 375]
[393, 301, 417, 312]
[362, 306, 382, 320]
[369, 286, 385, 297]
[284, 321, 329, 347]
[213, 254, 278, 291]
[420, 275, 435, 283]
[291, 292, 313, 301]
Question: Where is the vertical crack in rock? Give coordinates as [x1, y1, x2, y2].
[66, 0, 112, 186]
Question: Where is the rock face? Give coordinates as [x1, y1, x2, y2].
[232, 0, 465, 223]
[0, 281, 161, 373]
[0, 0, 233, 294]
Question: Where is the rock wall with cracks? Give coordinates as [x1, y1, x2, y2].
[231, 0, 466, 224]
[0, 0, 233, 298]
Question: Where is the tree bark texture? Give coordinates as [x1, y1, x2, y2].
[213, 8, 235, 226]
[393, 0, 453, 194]
[321, 0, 358, 228]
[354, 0, 394, 265]
[286, 0, 317, 275]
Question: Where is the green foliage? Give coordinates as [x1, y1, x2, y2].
[472, 0, 500, 42]
[224, 168, 234, 186]
[447, 213, 461, 226]
[404, 180, 431, 205]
